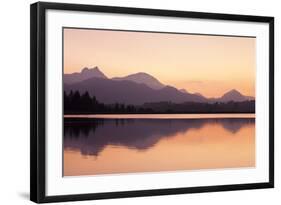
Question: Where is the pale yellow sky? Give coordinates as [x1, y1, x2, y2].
[64, 28, 255, 98]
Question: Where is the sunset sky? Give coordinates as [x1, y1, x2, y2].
[63, 28, 256, 98]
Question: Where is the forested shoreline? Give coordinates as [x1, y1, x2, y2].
[64, 90, 255, 114]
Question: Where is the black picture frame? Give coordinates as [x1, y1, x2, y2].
[30, 1, 274, 203]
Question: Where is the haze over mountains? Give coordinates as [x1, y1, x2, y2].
[64, 67, 254, 105]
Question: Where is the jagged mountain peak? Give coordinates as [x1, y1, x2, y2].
[64, 66, 107, 84]
[81, 66, 103, 74]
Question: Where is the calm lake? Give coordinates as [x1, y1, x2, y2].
[63, 114, 255, 176]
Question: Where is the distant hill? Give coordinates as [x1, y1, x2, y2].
[220, 89, 254, 102]
[112, 72, 165, 90]
[210, 89, 255, 102]
[64, 66, 107, 84]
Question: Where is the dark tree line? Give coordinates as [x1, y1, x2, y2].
[64, 90, 105, 113]
[142, 101, 255, 113]
[64, 90, 255, 114]
[64, 90, 150, 114]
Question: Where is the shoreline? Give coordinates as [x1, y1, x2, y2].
[64, 113, 255, 120]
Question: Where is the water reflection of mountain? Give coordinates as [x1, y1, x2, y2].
[64, 118, 255, 156]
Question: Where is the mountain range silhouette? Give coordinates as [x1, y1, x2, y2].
[64, 67, 254, 105]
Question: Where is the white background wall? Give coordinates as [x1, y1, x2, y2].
[0, 0, 279, 204]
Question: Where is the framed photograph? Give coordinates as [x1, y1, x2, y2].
[30, 2, 274, 203]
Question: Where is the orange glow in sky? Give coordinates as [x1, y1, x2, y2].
[64, 28, 256, 98]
